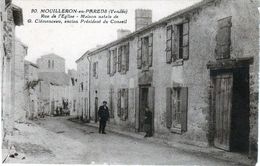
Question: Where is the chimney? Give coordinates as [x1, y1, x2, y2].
[135, 9, 152, 31]
[117, 29, 131, 39]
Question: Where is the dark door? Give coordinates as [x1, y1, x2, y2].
[51, 100, 55, 115]
[138, 86, 155, 132]
[212, 68, 250, 152]
[95, 97, 98, 123]
[213, 73, 233, 151]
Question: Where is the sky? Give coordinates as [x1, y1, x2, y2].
[13, 0, 201, 70]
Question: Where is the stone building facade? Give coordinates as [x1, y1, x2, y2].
[37, 54, 73, 115]
[75, 51, 90, 120]
[82, 0, 259, 158]
[13, 39, 27, 122]
[24, 60, 40, 119]
[37, 53, 66, 73]
[66, 69, 78, 116]
[1, 1, 23, 138]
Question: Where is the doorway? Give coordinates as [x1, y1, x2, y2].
[211, 67, 249, 152]
[138, 86, 155, 133]
[95, 97, 98, 123]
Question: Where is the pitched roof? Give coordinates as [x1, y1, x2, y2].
[38, 72, 70, 86]
[85, 0, 214, 56]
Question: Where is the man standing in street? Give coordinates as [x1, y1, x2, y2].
[98, 101, 110, 134]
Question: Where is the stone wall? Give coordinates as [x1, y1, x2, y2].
[13, 39, 27, 122]
[37, 54, 65, 73]
[87, 0, 258, 157]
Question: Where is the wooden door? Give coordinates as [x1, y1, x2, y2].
[148, 87, 155, 133]
[95, 97, 98, 123]
[213, 73, 233, 151]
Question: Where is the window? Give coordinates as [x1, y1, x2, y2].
[117, 88, 129, 121]
[166, 22, 189, 64]
[166, 87, 188, 133]
[109, 88, 114, 118]
[215, 17, 232, 60]
[107, 48, 117, 76]
[137, 34, 153, 69]
[48, 60, 51, 68]
[52, 60, 54, 69]
[93, 62, 98, 78]
[107, 43, 129, 76]
[80, 82, 83, 92]
[73, 100, 76, 112]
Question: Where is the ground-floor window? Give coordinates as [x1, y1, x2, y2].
[166, 87, 188, 133]
[117, 88, 129, 121]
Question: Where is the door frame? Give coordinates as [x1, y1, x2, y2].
[137, 85, 155, 133]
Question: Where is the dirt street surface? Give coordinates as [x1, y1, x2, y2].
[4, 116, 247, 165]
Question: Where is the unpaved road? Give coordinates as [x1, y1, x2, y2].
[7, 116, 245, 165]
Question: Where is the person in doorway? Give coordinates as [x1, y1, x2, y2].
[144, 106, 153, 137]
[98, 101, 110, 134]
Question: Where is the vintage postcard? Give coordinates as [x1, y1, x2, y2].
[0, 0, 259, 165]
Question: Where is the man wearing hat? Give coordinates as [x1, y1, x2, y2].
[98, 101, 110, 134]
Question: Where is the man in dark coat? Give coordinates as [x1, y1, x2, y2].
[98, 101, 110, 134]
[144, 106, 153, 137]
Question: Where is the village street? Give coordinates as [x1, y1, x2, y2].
[4, 116, 248, 165]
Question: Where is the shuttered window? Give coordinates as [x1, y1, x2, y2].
[109, 88, 114, 118]
[93, 62, 98, 78]
[215, 17, 232, 60]
[113, 49, 117, 74]
[118, 43, 129, 74]
[107, 50, 111, 74]
[166, 87, 188, 133]
[166, 26, 172, 63]
[117, 88, 129, 121]
[166, 22, 189, 64]
[137, 33, 153, 69]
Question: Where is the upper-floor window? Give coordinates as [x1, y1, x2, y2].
[52, 60, 54, 69]
[107, 48, 117, 76]
[118, 43, 129, 74]
[93, 62, 98, 79]
[137, 34, 153, 69]
[215, 17, 232, 60]
[107, 43, 129, 76]
[166, 22, 189, 64]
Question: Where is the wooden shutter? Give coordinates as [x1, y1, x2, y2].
[148, 33, 153, 67]
[135, 87, 140, 131]
[166, 87, 172, 129]
[172, 25, 179, 62]
[113, 49, 117, 74]
[215, 17, 232, 60]
[182, 22, 189, 60]
[118, 46, 122, 72]
[109, 88, 114, 118]
[148, 87, 155, 132]
[124, 88, 129, 120]
[125, 43, 130, 72]
[107, 51, 111, 75]
[93, 62, 96, 77]
[117, 89, 121, 117]
[137, 37, 142, 69]
[180, 87, 188, 132]
[166, 26, 172, 64]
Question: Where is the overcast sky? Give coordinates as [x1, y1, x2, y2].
[13, 0, 201, 70]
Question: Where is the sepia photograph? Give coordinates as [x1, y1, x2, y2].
[0, 0, 259, 165]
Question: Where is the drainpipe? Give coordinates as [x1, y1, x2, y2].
[87, 56, 91, 122]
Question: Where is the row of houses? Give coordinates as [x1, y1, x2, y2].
[75, 0, 259, 159]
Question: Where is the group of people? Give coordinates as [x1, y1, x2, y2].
[98, 101, 153, 137]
